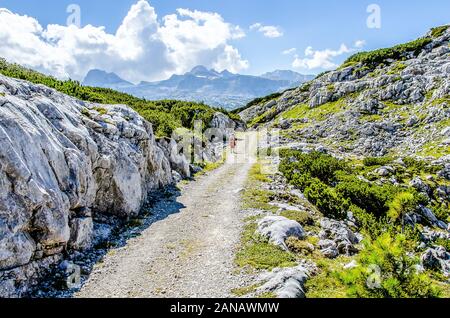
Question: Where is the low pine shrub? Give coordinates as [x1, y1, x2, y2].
[303, 178, 349, 220]
[339, 233, 441, 298]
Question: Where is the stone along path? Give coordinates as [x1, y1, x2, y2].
[75, 133, 258, 298]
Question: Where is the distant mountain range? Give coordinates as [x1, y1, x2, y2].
[83, 66, 315, 110]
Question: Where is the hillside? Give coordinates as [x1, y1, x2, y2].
[232, 25, 450, 298]
[241, 25, 450, 160]
[0, 59, 236, 137]
[82, 66, 311, 110]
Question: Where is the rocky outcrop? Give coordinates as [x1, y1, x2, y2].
[240, 26, 450, 158]
[421, 246, 450, 277]
[256, 216, 305, 251]
[0, 74, 179, 297]
[256, 265, 309, 298]
[239, 89, 304, 127]
[209, 112, 237, 131]
[318, 218, 361, 258]
[157, 137, 191, 179]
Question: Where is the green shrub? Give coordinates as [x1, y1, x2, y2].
[350, 205, 388, 239]
[430, 25, 449, 38]
[343, 37, 432, 68]
[280, 150, 348, 185]
[286, 172, 313, 191]
[279, 150, 436, 226]
[363, 156, 393, 167]
[387, 192, 418, 223]
[339, 233, 441, 298]
[303, 178, 349, 219]
[403, 157, 441, 174]
[431, 203, 450, 223]
[335, 176, 396, 218]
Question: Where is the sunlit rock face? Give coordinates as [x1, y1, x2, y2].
[0, 74, 175, 296]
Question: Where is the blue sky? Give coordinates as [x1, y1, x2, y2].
[0, 0, 448, 81]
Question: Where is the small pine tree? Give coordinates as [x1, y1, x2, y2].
[339, 233, 441, 298]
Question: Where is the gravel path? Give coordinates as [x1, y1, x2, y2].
[75, 136, 256, 298]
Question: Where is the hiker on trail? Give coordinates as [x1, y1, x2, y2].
[230, 134, 237, 154]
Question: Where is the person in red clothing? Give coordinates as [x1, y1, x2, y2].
[229, 134, 237, 154]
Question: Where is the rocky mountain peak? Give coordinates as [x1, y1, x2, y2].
[83, 69, 133, 87]
[188, 65, 220, 78]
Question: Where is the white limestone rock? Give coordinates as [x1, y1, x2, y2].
[256, 216, 305, 251]
[0, 74, 175, 296]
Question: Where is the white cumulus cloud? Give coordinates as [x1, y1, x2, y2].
[159, 8, 247, 75]
[0, 1, 249, 83]
[250, 23, 283, 38]
[292, 41, 366, 71]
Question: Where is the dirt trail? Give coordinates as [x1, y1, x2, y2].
[75, 133, 258, 298]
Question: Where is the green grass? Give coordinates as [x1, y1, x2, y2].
[419, 141, 450, 158]
[305, 257, 350, 298]
[282, 99, 346, 122]
[257, 292, 277, 298]
[248, 108, 278, 127]
[80, 108, 91, 118]
[387, 62, 407, 75]
[195, 152, 227, 176]
[248, 163, 271, 183]
[231, 284, 261, 297]
[235, 221, 297, 270]
[360, 114, 382, 122]
[242, 189, 276, 212]
[382, 101, 403, 111]
[431, 95, 450, 106]
[363, 156, 393, 167]
[236, 163, 298, 270]
[280, 210, 314, 226]
[241, 164, 277, 211]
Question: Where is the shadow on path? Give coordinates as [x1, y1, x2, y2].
[30, 185, 186, 298]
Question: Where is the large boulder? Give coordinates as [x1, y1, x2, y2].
[256, 216, 305, 251]
[209, 112, 236, 131]
[418, 206, 447, 230]
[0, 74, 174, 296]
[157, 137, 191, 178]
